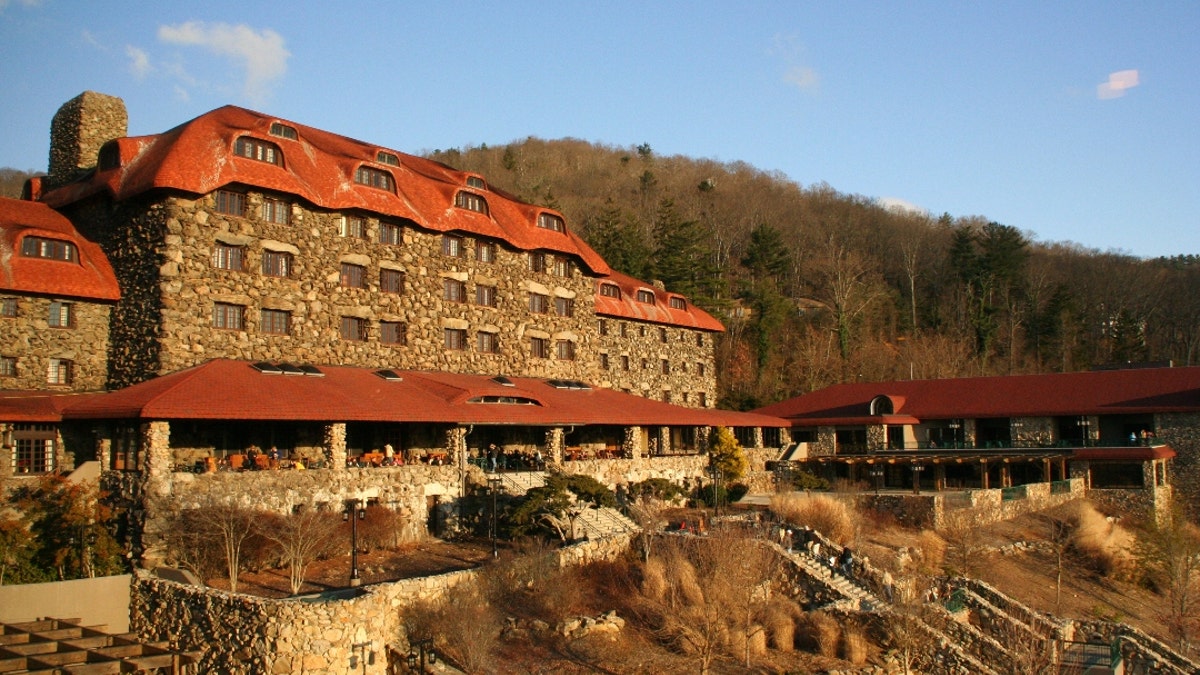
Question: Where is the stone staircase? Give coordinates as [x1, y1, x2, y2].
[575, 505, 639, 539]
[493, 470, 546, 495]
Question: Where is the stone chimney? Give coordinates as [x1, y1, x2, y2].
[47, 91, 127, 189]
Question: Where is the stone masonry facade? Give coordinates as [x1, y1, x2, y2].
[0, 295, 110, 391]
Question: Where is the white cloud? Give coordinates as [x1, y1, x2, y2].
[1097, 69, 1139, 100]
[877, 197, 928, 216]
[126, 45, 152, 80]
[0, 0, 43, 10]
[771, 34, 820, 95]
[784, 66, 820, 92]
[157, 21, 290, 105]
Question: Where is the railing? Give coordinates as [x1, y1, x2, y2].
[1059, 639, 1121, 671]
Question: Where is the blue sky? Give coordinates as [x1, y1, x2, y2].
[2, 1, 1197, 258]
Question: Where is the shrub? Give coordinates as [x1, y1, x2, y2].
[840, 624, 870, 664]
[798, 611, 840, 657]
[1070, 501, 1134, 578]
[769, 493, 857, 545]
[627, 478, 686, 503]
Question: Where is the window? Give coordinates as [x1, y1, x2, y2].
[262, 250, 292, 277]
[380, 321, 406, 345]
[538, 213, 565, 232]
[260, 309, 290, 335]
[529, 293, 550, 314]
[551, 256, 571, 277]
[476, 285, 497, 307]
[599, 283, 621, 299]
[641, 358, 648, 370]
[0, 356, 15, 377]
[355, 166, 394, 190]
[379, 221, 403, 245]
[444, 279, 467, 303]
[444, 328, 468, 350]
[698, 392, 707, 407]
[341, 316, 369, 341]
[15, 425, 56, 474]
[22, 236, 77, 262]
[442, 235, 465, 257]
[698, 362, 706, 376]
[455, 191, 488, 214]
[48, 358, 73, 385]
[530, 337, 549, 359]
[669, 296, 687, 310]
[234, 137, 281, 165]
[341, 216, 367, 239]
[476, 241, 496, 263]
[697, 333, 705, 347]
[529, 252, 546, 273]
[215, 190, 246, 216]
[637, 289, 655, 304]
[0, 298, 16, 317]
[376, 151, 400, 166]
[48, 301, 73, 328]
[262, 198, 290, 224]
[556, 340, 576, 361]
[598, 319, 608, 336]
[600, 353, 610, 370]
[663, 391, 672, 404]
[213, 243, 245, 271]
[477, 332, 499, 354]
[466, 176, 486, 189]
[380, 268, 405, 294]
[269, 122, 298, 140]
[639, 326, 646, 338]
[621, 355, 630, 371]
[661, 359, 670, 375]
[340, 263, 367, 289]
[555, 297, 575, 317]
[659, 327, 668, 343]
[213, 302, 244, 330]
[620, 323, 628, 338]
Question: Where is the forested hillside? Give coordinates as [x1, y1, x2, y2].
[427, 139, 1200, 410]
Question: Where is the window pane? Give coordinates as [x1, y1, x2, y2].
[262, 250, 291, 277]
[381, 321, 406, 345]
[260, 309, 290, 335]
[341, 263, 366, 288]
[381, 269, 405, 294]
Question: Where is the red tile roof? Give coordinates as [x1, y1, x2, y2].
[0, 197, 120, 301]
[62, 359, 787, 428]
[39, 105, 613, 276]
[594, 270, 724, 332]
[753, 367, 1200, 425]
[0, 390, 97, 422]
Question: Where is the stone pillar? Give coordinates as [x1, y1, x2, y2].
[655, 426, 670, 455]
[324, 423, 347, 470]
[95, 425, 112, 470]
[980, 459, 990, 490]
[545, 427, 565, 464]
[963, 419, 978, 448]
[624, 426, 642, 460]
[815, 427, 836, 456]
[696, 426, 712, 454]
[866, 425, 886, 451]
[48, 92, 128, 189]
[142, 421, 172, 498]
[445, 426, 468, 497]
[0, 423, 11, 478]
[751, 426, 764, 449]
[934, 464, 946, 491]
[1000, 464, 1011, 488]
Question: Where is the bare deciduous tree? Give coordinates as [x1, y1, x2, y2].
[261, 507, 340, 595]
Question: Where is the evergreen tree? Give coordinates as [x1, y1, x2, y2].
[652, 198, 718, 303]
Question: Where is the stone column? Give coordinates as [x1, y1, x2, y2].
[324, 423, 347, 470]
[142, 421, 172, 498]
[655, 426, 670, 455]
[0, 423, 11, 478]
[934, 464, 946, 491]
[545, 427, 565, 465]
[866, 425, 886, 451]
[624, 426, 642, 460]
[95, 424, 112, 471]
[696, 426, 712, 454]
[445, 426, 468, 497]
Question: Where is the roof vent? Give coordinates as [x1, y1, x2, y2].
[374, 369, 403, 381]
[491, 376, 516, 387]
[251, 362, 283, 374]
[547, 379, 591, 390]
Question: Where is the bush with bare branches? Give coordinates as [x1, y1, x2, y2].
[403, 578, 500, 675]
[1070, 501, 1134, 579]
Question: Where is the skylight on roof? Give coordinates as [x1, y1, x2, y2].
[251, 362, 283, 374]
[468, 395, 538, 405]
[277, 363, 305, 376]
[546, 379, 591, 390]
[298, 364, 324, 377]
[374, 369, 403, 381]
[491, 376, 516, 387]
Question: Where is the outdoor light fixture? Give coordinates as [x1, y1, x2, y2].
[407, 638, 436, 672]
[911, 464, 925, 494]
[343, 499, 367, 586]
[869, 466, 885, 494]
[487, 476, 502, 558]
[349, 642, 374, 672]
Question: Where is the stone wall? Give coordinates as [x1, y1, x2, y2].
[0, 295, 111, 391]
[130, 533, 633, 674]
[48, 91, 127, 189]
[854, 479, 1087, 529]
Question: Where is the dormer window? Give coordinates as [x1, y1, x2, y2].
[669, 296, 686, 310]
[376, 151, 400, 166]
[21, 237, 77, 262]
[636, 289, 655, 304]
[234, 137, 281, 165]
[537, 213, 565, 232]
[455, 191, 489, 215]
[269, 122, 298, 140]
[466, 176, 486, 189]
[599, 283, 621, 299]
[355, 166, 394, 191]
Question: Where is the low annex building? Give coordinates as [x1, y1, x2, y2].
[754, 366, 1200, 515]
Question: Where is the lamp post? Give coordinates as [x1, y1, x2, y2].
[343, 499, 366, 586]
[911, 464, 925, 494]
[708, 463, 722, 519]
[948, 419, 962, 449]
[407, 638, 436, 673]
[869, 466, 885, 494]
[1078, 416, 1092, 447]
[487, 475, 502, 558]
